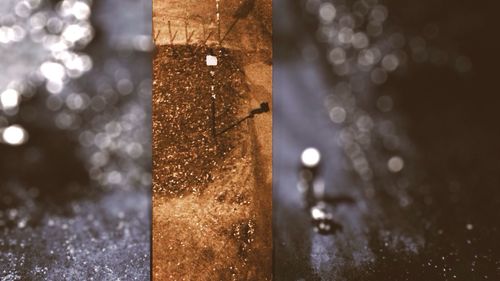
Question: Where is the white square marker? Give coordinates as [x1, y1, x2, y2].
[206, 55, 218, 66]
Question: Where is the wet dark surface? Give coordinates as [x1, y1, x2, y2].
[274, 0, 500, 280]
[0, 1, 151, 279]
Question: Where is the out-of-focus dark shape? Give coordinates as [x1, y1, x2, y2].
[218, 102, 270, 136]
[233, 0, 256, 19]
[250, 102, 270, 115]
[298, 147, 355, 235]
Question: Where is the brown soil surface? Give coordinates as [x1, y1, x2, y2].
[153, 46, 245, 196]
[152, 0, 272, 280]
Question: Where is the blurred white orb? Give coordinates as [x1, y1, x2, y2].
[2, 124, 28, 145]
[301, 147, 321, 168]
[388, 156, 404, 172]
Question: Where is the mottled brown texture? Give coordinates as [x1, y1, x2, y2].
[153, 45, 245, 197]
[256, 0, 272, 34]
[152, 0, 272, 280]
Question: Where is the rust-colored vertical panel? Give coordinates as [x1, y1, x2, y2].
[152, 0, 272, 280]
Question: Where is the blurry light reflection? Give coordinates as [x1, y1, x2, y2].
[0, 0, 151, 278]
[1, 0, 94, 146]
[1, 124, 28, 145]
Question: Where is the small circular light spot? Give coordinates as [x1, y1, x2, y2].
[1, 89, 20, 109]
[301, 147, 321, 168]
[2, 125, 28, 145]
[388, 156, 404, 172]
[328, 48, 345, 65]
[382, 54, 399, 71]
[338, 28, 353, 44]
[319, 3, 336, 23]
[40, 62, 65, 82]
[376, 96, 393, 112]
[352, 32, 369, 49]
[329, 106, 346, 123]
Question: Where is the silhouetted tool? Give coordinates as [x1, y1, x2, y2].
[217, 102, 270, 136]
[233, 0, 256, 18]
[250, 102, 270, 116]
[220, 0, 256, 44]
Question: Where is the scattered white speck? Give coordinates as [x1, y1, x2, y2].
[329, 106, 346, 123]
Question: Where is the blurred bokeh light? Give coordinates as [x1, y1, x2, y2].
[0, 0, 151, 279]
